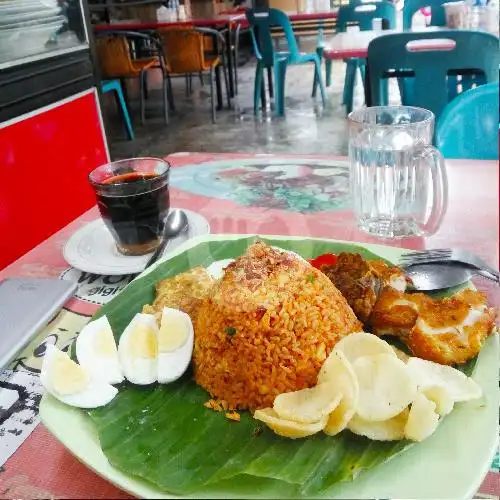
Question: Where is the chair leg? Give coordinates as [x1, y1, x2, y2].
[343, 61, 356, 114]
[142, 71, 149, 100]
[139, 69, 146, 125]
[267, 66, 274, 99]
[325, 60, 333, 87]
[162, 71, 169, 125]
[209, 67, 216, 124]
[312, 46, 322, 98]
[167, 74, 175, 111]
[254, 63, 264, 115]
[215, 64, 223, 111]
[185, 75, 189, 96]
[222, 64, 231, 109]
[314, 59, 327, 107]
[199, 71, 204, 87]
[273, 61, 287, 117]
[114, 83, 134, 140]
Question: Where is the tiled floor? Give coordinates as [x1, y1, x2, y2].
[102, 44, 362, 160]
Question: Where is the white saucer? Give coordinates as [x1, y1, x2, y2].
[63, 209, 210, 275]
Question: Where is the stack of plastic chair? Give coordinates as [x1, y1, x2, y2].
[246, 8, 327, 116]
[436, 82, 499, 159]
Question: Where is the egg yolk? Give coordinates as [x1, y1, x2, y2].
[94, 327, 118, 356]
[49, 350, 90, 395]
[158, 314, 188, 353]
[129, 323, 158, 358]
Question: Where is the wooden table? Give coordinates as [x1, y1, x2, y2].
[0, 153, 498, 499]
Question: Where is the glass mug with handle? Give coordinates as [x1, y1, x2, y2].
[348, 106, 448, 239]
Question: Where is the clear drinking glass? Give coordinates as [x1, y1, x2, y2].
[348, 106, 448, 239]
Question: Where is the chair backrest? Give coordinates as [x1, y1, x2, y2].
[158, 28, 207, 74]
[436, 82, 499, 159]
[245, 8, 300, 66]
[338, 1, 396, 31]
[95, 36, 136, 78]
[367, 30, 500, 119]
[402, 0, 461, 29]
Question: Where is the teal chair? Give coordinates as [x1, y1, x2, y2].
[246, 8, 327, 116]
[323, 1, 396, 114]
[367, 30, 500, 120]
[436, 82, 499, 160]
[100, 79, 134, 141]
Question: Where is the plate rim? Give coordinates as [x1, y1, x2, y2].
[42, 233, 500, 499]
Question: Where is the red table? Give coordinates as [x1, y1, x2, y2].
[1, 153, 498, 499]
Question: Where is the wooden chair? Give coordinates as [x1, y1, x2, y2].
[95, 31, 169, 125]
[157, 27, 230, 123]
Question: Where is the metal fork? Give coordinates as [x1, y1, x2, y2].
[399, 248, 500, 284]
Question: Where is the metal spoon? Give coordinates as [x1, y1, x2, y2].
[144, 209, 189, 269]
[403, 262, 497, 292]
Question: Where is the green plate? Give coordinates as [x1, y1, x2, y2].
[40, 234, 499, 499]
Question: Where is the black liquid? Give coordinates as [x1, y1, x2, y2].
[97, 173, 170, 255]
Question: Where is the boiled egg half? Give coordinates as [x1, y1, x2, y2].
[158, 307, 194, 383]
[41, 344, 117, 408]
[76, 315, 124, 385]
[118, 313, 158, 385]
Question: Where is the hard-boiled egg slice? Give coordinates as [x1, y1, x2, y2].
[118, 313, 158, 385]
[404, 392, 440, 441]
[273, 384, 342, 424]
[76, 315, 124, 385]
[333, 332, 397, 364]
[317, 350, 359, 436]
[41, 345, 117, 408]
[254, 408, 328, 439]
[353, 353, 417, 422]
[157, 307, 194, 383]
[348, 408, 409, 441]
[206, 259, 235, 279]
[406, 357, 482, 402]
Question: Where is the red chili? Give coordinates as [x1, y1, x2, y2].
[309, 253, 337, 269]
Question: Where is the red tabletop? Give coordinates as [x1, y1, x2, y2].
[1, 153, 498, 498]
[323, 27, 455, 60]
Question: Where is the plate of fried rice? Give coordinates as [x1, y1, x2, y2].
[40, 234, 499, 500]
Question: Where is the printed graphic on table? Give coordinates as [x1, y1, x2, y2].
[169, 158, 351, 212]
[60, 268, 137, 306]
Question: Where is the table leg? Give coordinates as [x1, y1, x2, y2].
[225, 25, 235, 99]
[215, 64, 223, 110]
[364, 61, 371, 107]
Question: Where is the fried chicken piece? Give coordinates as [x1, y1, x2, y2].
[321, 253, 409, 323]
[142, 266, 215, 320]
[407, 289, 496, 365]
[369, 287, 431, 337]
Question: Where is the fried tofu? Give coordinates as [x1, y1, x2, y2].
[407, 289, 496, 365]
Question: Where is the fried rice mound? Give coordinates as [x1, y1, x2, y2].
[193, 241, 362, 410]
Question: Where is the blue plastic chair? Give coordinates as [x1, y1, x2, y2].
[367, 30, 500, 120]
[402, 0, 461, 29]
[436, 82, 499, 159]
[100, 79, 134, 141]
[246, 8, 327, 116]
[322, 1, 396, 114]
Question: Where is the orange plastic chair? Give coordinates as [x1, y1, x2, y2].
[157, 27, 229, 123]
[95, 32, 168, 125]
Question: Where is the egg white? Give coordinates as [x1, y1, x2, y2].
[118, 313, 158, 385]
[76, 315, 124, 385]
[41, 345, 117, 409]
[157, 307, 194, 384]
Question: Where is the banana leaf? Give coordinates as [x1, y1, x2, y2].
[87, 236, 471, 497]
